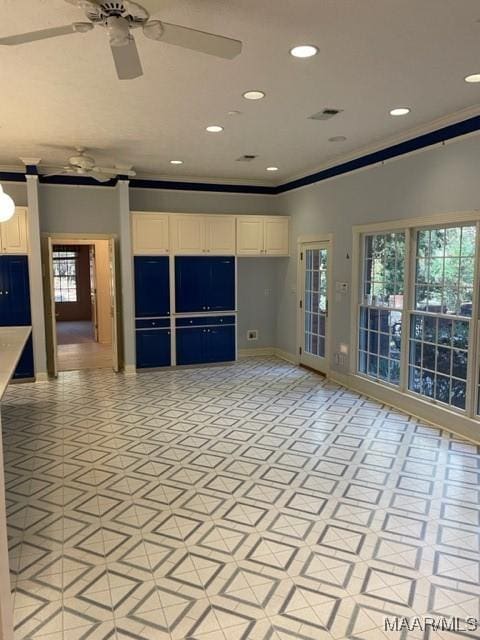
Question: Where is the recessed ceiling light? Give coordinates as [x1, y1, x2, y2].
[266, 166, 279, 172]
[170, 160, 183, 165]
[390, 107, 410, 116]
[243, 90, 265, 100]
[290, 44, 318, 58]
[465, 73, 480, 83]
[206, 125, 224, 133]
[328, 136, 347, 142]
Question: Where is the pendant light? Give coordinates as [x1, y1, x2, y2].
[0, 184, 15, 222]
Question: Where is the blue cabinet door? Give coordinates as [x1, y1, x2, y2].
[2, 256, 31, 325]
[134, 256, 170, 317]
[175, 257, 207, 313]
[207, 257, 235, 311]
[0, 256, 34, 379]
[176, 327, 205, 365]
[175, 256, 235, 313]
[206, 326, 236, 362]
[136, 329, 171, 368]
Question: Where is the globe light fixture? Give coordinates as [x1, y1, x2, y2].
[0, 184, 15, 222]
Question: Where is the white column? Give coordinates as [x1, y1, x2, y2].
[25, 174, 48, 381]
[117, 180, 136, 373]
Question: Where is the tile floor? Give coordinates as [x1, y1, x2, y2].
[3, 357, 480, 640]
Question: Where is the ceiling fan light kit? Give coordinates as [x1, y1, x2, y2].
[0, 1, 243, 79]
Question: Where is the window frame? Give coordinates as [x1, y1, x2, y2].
[52, 249, 80, 304]
[351, 212, 480, 420]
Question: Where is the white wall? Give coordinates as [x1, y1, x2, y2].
[276, 134, 480, 368]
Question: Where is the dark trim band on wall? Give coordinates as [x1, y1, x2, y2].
[0, 115, 479, 195]
[279, 115, 480, 193]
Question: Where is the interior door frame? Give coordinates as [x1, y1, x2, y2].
[42, 233, 120, 375]
[297, 234, 334, 375]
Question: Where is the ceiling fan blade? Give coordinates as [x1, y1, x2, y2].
[64, 0, 99, 7]
[144, 21, 242, 59]
[110, 38, 143, 80]
[89, 171, 113, 183]
[42, 170, 68, 178]
[0, 24, 83, 46]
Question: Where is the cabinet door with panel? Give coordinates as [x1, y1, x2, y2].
[175, 257, 206, 313]
[236, 217, 264, 255]
[136, 329, 171, 368]
[205, 325, 236, 363]
[132, 213, 169, 255]
[264, 217, 289, 255]
[205, 216, 236, 254]
[134, 256, 170, 317]
[206, 257, 235, 311]
[172, 215, 205, 254]
[176, 327, 205, 365]
[2, 255, 31, 326]
[1, 209, 28, 254]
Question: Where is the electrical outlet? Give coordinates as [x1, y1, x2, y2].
[247, 330, 259, 341]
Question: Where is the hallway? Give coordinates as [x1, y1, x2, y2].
[56, 321, 112, 371]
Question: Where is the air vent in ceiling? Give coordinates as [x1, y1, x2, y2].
[308, 108, 343, 121]
[236, 155, 258, 162]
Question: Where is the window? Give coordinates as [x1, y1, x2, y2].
[358, 232, 405, 386]
[356, 219, 480, 419]
[408, 225, 475, 411]
[53, 249, 79, 302]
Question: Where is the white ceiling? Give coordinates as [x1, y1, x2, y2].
[0, 0, 479, 184]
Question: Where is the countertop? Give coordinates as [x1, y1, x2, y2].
[0, 327, 31, 401]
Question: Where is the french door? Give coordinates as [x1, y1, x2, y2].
[299, 242, 330, 374]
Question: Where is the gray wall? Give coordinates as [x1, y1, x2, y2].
[38, 184, 119, 234]
[237, 258, 281, 349]
[276, 134, 480, 367]
[2, 182, 27, 207]
[130, 188, 279, 215]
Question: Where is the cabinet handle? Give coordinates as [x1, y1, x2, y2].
[168, 331, 171, 335]
[152, 322, 156, 326]
[202, 306, 206, 310]
[203, 329, 206, 333]
[189, 320, 193, 324]
[220, 319, 223, 322]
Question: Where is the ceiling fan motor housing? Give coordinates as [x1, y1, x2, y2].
[85, 1, 149, 27]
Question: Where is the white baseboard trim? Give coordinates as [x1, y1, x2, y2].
[238, 348, 299, 365]
[238, 347, 275, 357]
[123, 364, 137, 376]
[274, 349, 299, 365]
[329, 370, 480, 445]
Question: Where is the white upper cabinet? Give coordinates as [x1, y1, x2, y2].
[131, 212, 288, 256]
[132, 213, 170, 255]
[236, 217, 265, 255]
[0, 208, 28, 254]
[237, 216, 289, 256]
[172, 214, 236, 255]
[204, 216, 236, 254]
[264, 217, 289, 255]
[171, 214, 205, 254]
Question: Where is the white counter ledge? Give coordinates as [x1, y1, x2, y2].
[0, 325, 31, 640]
[0, 327, 32, 401]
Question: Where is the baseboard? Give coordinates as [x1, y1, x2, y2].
[274, 349, 299, 365]
[238, 347, 275, 357]
[329, 370, 480, 445]
[34, 372, 48, 383]
[123, 364, 137, 376]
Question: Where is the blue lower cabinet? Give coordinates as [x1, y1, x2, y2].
[176, 321, 236, 365]
[136, 329, 171, 368]
[176, 327, 205, 365]
[13, 335, 34, 380]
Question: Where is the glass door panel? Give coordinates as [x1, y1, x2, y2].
[301, 243, 329, 373]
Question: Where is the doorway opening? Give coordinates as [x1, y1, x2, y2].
[43, 236, 119, 374]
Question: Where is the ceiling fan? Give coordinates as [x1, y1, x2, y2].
[42, 148, 136, 182]
[0, 1, 243, 80]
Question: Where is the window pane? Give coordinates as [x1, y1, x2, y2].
[52, 250, 79, 303]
